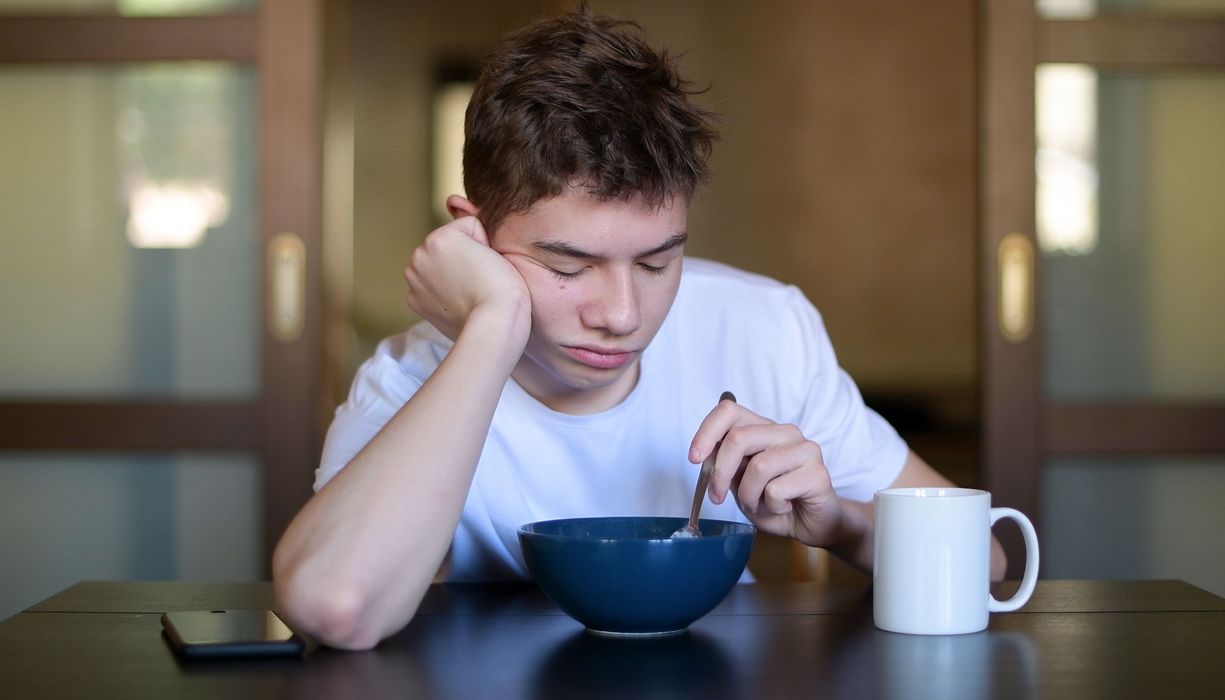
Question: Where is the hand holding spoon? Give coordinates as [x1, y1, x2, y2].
[672, 391, 737, 539]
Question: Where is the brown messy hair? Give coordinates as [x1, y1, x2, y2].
[462, 8, 719, 233]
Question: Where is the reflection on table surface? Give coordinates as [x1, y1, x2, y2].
[294, 606, 1041, 699]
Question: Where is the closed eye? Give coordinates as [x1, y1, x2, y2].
[548, 267, 586, 281]
[638, 261, 671, 275]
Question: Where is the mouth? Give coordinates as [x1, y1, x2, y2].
[562, 345, 636, 370]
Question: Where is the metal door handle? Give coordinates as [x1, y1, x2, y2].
[269, 232, 305, 343]
[998, 232, 1033, 343]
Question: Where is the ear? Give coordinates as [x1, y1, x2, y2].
[445, 194, 479, 221]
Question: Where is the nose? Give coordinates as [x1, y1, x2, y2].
[581, 268, 641, 336]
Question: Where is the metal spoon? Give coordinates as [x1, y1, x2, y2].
[672, 391, 737, 539]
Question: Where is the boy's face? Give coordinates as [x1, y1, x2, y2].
[490, 187, 687, 414]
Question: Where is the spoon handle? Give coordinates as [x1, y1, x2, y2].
[686, 391, 737, 532]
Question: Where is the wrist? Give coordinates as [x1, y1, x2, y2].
[827, 498, 874, 574]
[460, 300, 530, 367]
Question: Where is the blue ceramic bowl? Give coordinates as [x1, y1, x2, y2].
[518, 516, 755, 636]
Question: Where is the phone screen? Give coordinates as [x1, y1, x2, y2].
[161, 609, 305, 658]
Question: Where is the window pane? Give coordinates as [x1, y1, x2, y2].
[1038, 0, 1225, 18]
[0, 0, 254, 14]
[0, 451, 262, 621]
[1038, 67, 1225, 400]
[1042, 456, 1225, 598]
[0, 63, 258, 399]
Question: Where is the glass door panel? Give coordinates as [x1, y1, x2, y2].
[0, 0, 254, 13]
[1037, 67, 1225, 400]
[0, 63, 258, 398]
[1039, 0, 1225, 18]
[1042, 456, 1225, 597]
[0, 450, 262, 621]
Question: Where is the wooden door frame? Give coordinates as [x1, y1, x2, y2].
[258, 0, 325, 572]
[981, 0, 1040, 579]
[0, 0, 325, 570]
[980, 0, 1225, 577]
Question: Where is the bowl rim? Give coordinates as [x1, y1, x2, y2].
[517, 516, 756, 541]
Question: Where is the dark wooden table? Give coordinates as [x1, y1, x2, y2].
[2, 579, 1223, 698]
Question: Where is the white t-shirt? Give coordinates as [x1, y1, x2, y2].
[316, 258, 908, 581]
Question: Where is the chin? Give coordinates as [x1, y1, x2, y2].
[557, 364, 631, 391]
[521, 350, 636, 398]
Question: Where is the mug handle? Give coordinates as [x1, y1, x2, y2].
[987, 507, 1040, 613]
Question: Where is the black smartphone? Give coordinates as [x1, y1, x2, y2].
[160, 609, 305, 659]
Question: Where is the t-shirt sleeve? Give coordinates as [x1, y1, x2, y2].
[783, 287, 908, 503]
[314, 353, 424, 491]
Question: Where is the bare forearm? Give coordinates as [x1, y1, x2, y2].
[828, 498, 874, 574]
[273, 306, 526, 648]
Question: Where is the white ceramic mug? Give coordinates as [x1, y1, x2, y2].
[873, 487, 1039, 635]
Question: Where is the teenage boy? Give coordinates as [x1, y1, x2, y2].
[273, 9, 1003, 650]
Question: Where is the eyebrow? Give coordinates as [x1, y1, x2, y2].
[533, 232, 688, 260]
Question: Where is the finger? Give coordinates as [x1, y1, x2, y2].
[712, 452, 750, 507]
[709, 423, 809, 504]
[404, 241, 429, 286]
[688, 397, 765, 464]
[403, 264, 423, 306]
[739, 442, 826, 516]
[454, 215, 489, 246]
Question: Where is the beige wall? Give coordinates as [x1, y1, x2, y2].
[347, 0, 544, 364]
[346, 0, 978, 403]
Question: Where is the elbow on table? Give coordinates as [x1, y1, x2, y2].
[273, 556, 388, 651]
